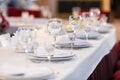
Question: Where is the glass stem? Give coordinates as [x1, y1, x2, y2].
[70, 41, 73, 54]
[48, 54, 51, 63]
[53, 35, 56, 44]
[86, 32, 88, 41]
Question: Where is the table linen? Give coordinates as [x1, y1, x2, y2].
[0, 18, 117, 80]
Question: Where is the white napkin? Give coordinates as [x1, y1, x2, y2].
[103, 23, 113, 29]
[57, 36, 90, 46]
[75, 30, 101, 39]
[34, 45, 47, 57]
[0, 34, 10, 47]
[53, 50, 74, 58]
[34, 47, 74, 58]
[98, 27, 110, 33]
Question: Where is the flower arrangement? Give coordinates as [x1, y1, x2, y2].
[0, 13, 9, 34]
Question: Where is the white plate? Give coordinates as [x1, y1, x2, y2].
[0, 66, 53, 80]
[29, 53, 75, 61]
[55, 42, 91, 49]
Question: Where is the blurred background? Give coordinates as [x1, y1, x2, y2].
[0, 0, 119, 19]
[0, 0, 120, 40]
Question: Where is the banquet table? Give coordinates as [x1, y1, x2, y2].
[0, 18, 118, 80]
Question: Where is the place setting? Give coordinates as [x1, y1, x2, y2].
[27, 19, 76, 63]
[55, 35, 92, 49]
[29, 46, 75, 62]
[75, 30, 102, 40]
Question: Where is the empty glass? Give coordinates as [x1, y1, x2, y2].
[69, 15, 80, 33]
[47, 19, 62, 44]
[84, 27, 91, 40]
[15, 27, 37, 53]
[72, 7, 81, 17]
[68, 15, 81, 50]
[81, 12, 92, 40]
[44, 41, 54, 62]
[67, 32, 75, 54]
[100, 14, 108, 26]
[90, 8, 100, 19]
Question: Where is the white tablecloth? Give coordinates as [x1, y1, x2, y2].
[0, 18, 117, 80]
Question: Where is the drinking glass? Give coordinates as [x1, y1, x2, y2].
[47, 19, 62, 44]
[67, 32, 75, 54]
[100, 14, 108, 26]
[68, 15, 80, 51]
[72, 7, 81, 17]
[69, 15, 80, 33]
[90, 8, 100, 19]
[16, 27, 37, 53]
[84, 27, 91, 40]
[81, 12, 92, 40]
[44, 42, 54, 62]
[19, 28, 33, 53]
[21, 12, 29, 26]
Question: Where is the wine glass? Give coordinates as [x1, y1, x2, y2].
[67, 32, 75, 54]
[84, 27, 91, 40]
[100, 14, 108, 26]
[68, 15, 80, 52]
[90, 8, 100, 19]
[47, 19, 62, 44]
[72, 7, 81, 17]
[81, 12, 92, 40]
[69, 15, 80, 33]
[44, 41, 54, 62]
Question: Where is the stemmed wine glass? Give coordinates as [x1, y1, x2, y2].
[90, 8, 100, 20]
[72, 7, 81, 17]
[99, 14, 108, 26]
[81, 12, 92, 40]
[47, 19, 62, 44]
[68, 15, 80, 53]
[69, 15, 80, 33]
[67, 32, 75, 54]
[44, 41, 54, 62]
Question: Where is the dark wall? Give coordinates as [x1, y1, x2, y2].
[58, 1, 101, 13]
[111, 0, 120, 18]
[111, 0, 120, 11]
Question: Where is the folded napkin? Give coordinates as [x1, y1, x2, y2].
[98, 27, 110, 33]
[103, 23, 113, 29]
[56, 37, 91, 49]
[34, 46, 74, 58]
[0, 64, 53, 80]
[75, 30, 101, 39]
[0, 33, 10, 47]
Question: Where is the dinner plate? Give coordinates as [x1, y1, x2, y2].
[0, 65, 53, 80]
[29, 53, 75, 61]
[55, 42, 91, 49]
